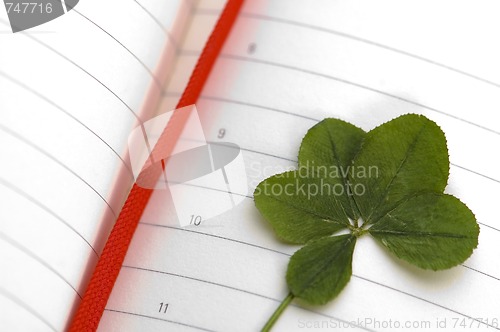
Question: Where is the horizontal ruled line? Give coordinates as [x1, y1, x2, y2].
[240, 12, 500, 89]
[218, 54, 500, 137]
[195, 9, 500, 90]
[165, 91, 500, 185]
[74, 9, 164, 90]
[461, 264, 500, 282]
[138, 223, 500, 330]
[0, 71, 134, 180]
[238, 145, 500, 234]
[0, 124, 118, 218]
[354, 274, 499, 331]
[104, 308, 215, 332]
[158, 122, 500, 234]
[0, 233, 83, 299]
[121, 265, 377, 332]
[132, 0, 182, 49]
[164, 180, 252, 199]
[0, 287, 57, 332]
[174, 51, 500, 136]
[0, 19, 142, 123]
[0, 178, 99, 258]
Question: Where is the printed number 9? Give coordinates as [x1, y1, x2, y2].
[218, 128, 226, 139]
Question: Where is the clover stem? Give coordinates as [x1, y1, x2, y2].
[261, 292, 295, 331]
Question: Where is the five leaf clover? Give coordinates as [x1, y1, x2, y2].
[254, 114, 479, 331]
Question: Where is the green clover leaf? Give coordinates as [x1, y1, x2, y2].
[254, 114, 479, 331]
[254, 119, 365, 244]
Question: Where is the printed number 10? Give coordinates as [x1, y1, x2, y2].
[190, 215, 202, 226]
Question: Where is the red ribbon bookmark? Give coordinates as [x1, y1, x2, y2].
[69, 1, 244, 330]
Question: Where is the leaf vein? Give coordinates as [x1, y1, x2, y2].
[370, 229, 472, 239]
[366, 121, 428, 223]
[267, 195, 347, 227]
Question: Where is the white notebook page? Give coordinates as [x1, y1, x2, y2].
[0, 0, 192, 330]
[101, 0, 500, 331]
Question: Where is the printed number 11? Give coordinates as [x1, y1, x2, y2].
[159, 302, 169, 314]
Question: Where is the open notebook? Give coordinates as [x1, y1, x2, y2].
[1, 0, 500, 331]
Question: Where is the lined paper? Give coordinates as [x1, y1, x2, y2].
[0, 0, 192, 330]
[101, 0, 500, 331]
